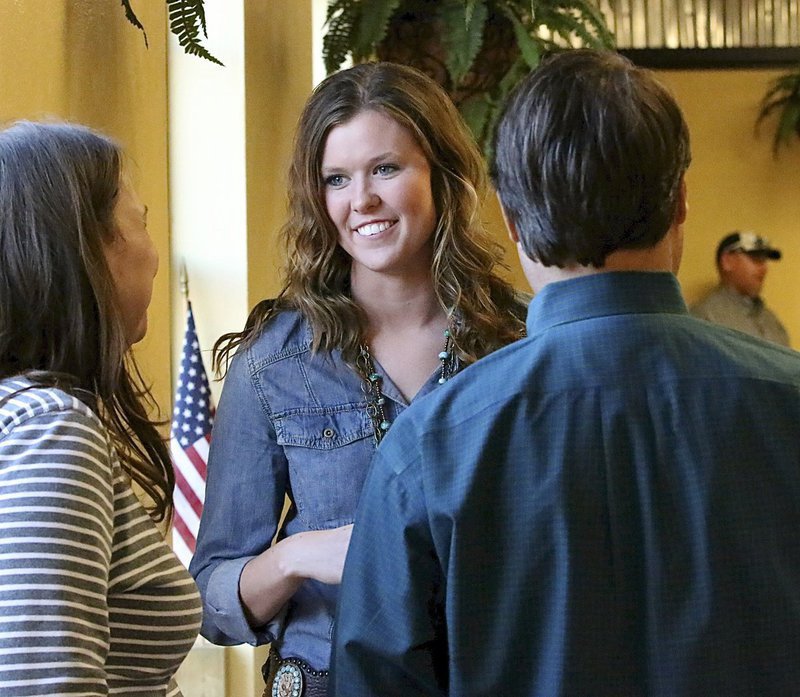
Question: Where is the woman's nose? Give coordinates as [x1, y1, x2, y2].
[351, 179, 379, 212]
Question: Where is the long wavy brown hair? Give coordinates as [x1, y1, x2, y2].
[0, 121, 173, 522]
[215, 62, 525, 373]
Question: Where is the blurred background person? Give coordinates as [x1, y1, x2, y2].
[691, 231, 789, 346]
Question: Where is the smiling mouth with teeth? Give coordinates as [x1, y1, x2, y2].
[355, 220, 395, 237]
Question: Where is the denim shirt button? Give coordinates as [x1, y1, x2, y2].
[322, 427, 335, 439]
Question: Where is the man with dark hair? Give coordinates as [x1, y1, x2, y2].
[691, 230, 789, 346]
[331, 50, 800, 696]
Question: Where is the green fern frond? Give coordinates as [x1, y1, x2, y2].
[193, 0, 209, 36]
[756, 67, 800, 154]
[492, 55, 534, 112]
[120, 0, 148, 48]
[547, 10, 601, 47]
[320, 0, 614, 159]
[775, 100, 800, 150]
[495, 53, 530, 89]
[459, 95, 492, 145]
[324, 0, 403, 71]
[465, 0, 481, 25]
[355, 0, 402, 61]
[324, 0, 362, 72]
[533, 2, 612, 48]
[559, 0, 615, 47]
[441, 0, 488, 85]
[763, 72, 800, 102]
[477, 56, 534, 159]
[168, 0, 223, 66]
[498, 6, 541, 69]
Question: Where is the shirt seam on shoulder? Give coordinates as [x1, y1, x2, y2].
[0, 390, 101, 443]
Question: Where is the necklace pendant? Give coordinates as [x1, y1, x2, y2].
[359, 325, 457, 446]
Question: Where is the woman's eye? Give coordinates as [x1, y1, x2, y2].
[324, 174, 346, 188]
[375, 164, 397, 176]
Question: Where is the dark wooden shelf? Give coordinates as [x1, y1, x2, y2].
[619, 47, 800, 69]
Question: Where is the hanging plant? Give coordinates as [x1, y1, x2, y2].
[757, 66, 800, 155]
[121, 0, 223, 66]
[323, 0, 614, 158]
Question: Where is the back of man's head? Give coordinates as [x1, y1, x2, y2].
[491, 50, 691, 268]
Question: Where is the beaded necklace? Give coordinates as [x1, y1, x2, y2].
[357, 328, 456, 445]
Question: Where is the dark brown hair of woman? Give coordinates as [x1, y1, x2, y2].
[0, 121, 173, 522]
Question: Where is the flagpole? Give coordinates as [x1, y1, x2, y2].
[180, 260, 189, 301]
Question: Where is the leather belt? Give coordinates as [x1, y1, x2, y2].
[263, 648, 329, 697]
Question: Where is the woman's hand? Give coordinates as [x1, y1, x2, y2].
[239, 524, 354, 627]
[282, 524, 354, 585]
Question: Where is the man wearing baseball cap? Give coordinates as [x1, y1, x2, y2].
[691, 230, 789, 346]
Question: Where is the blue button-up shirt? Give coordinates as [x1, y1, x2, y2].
[189, 309, 454, 672]
[332, 271, 800, 696]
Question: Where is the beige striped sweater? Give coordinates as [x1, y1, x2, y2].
[0, 379, 202, 696]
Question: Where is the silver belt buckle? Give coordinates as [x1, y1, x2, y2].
[271, 661, 303, 697]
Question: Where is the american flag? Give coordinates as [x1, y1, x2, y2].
[170, 301, 214, 569]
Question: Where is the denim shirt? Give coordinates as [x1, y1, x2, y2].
[189, 309, 456, 671]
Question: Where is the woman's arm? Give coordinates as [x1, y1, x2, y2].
[0, 405, 115, 695]
[190, 344, 353, 645]
[239, 523, 352, 626]
[190, 345, 292, 645]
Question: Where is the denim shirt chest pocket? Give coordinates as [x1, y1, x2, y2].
[272, 405, 374, 529]
[247, 316, 378, 530]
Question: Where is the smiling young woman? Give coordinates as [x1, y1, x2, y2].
[322, 109, 437, 283]
[189, 62, 527, 697]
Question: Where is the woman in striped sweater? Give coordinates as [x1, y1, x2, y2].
[0, 121, 201, 695]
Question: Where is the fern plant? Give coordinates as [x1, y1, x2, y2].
[122, 0, 223, 66]
[757, 66, 800, 155]
[323, 0, 614, 157]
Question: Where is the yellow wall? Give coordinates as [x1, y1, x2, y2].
[244, 1, 314, 307]
[483, 67, 800, 349]
[168, 1, 317, 693]
[0, 1, 172, 412]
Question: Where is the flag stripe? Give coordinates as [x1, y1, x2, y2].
[184, 442, 208, 481]
[193, 434, 211, 465]
[171, 529, 193, 570]
[169, 442, 206, 500]
[173, 490, 200, 539]
[169, 300, 214, 570]
[172, 513, 196, 555]
[173, 463, 203, 519]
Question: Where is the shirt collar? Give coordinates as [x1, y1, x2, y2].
[526, 271, 688, 336]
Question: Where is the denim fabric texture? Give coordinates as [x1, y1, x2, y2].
[333, 272, 800, 696]
[190, 309, 454, 671]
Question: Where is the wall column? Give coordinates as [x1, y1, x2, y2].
[168, 1, 315, 694]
